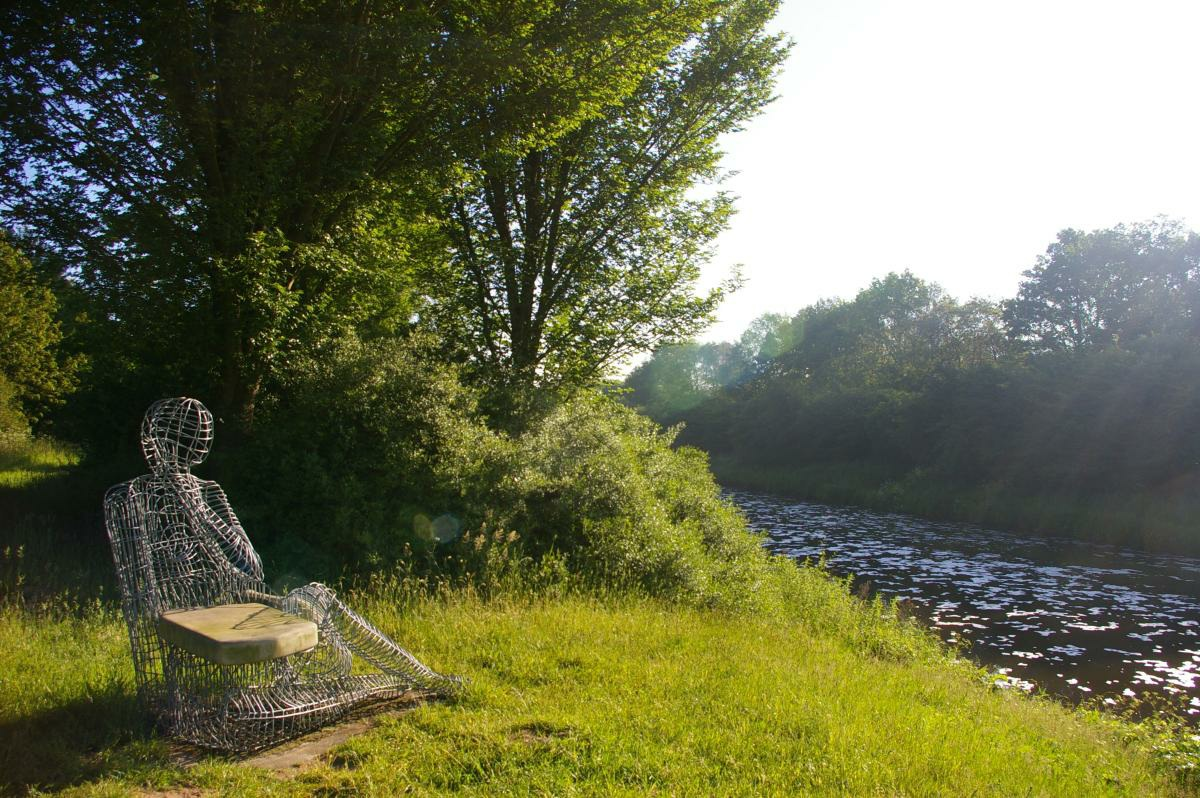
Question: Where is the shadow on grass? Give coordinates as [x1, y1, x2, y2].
[0, 681, 171, 796]
[0, 682, 456, 794]
[0, 463, 122, 607]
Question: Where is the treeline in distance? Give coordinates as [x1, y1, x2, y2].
[626, 219, 1200, 552]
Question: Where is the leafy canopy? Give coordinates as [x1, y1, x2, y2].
[1, 0, 744, 429]
[428, 0, 788, 418]
[1003, 218, 1200, 352]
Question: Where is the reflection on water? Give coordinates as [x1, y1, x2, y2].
[729, 490, 1200, 713]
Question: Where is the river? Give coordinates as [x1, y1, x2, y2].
[728, 489, 1200, 714]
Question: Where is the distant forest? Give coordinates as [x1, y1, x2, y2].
[625, 219, 1200, 552]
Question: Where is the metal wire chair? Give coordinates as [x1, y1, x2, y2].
[104, 397, 461, 753]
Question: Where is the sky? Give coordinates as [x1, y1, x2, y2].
[697, 0, 1200, 343]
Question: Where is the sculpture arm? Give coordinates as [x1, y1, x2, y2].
[195, 478, 265, 581]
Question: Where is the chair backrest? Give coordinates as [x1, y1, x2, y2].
[104, 397, 266, 703]
[104, 477, 166, 703]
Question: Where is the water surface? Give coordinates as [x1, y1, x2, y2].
[729, 490, 1200, 712]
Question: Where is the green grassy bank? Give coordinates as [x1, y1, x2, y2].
[711, 457, 1200, 554]
[1, 439, 1197, 795]
[2, 588, 1196, 797]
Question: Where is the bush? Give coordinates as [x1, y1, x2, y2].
[227, 348, 803, 614]
[227, 333, 504, 580]
[0, 236, 80, 430]
[0, 374, 28, 444]
[460, 394, 802, 613]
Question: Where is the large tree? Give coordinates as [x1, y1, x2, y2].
[430, 0, 787, 416]
[1, 0, 722, 431]
[1003, 219, 1200, 352]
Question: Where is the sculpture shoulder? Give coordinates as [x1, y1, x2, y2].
[104, 475, 153, 509]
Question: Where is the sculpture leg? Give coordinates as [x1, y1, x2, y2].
[283, 583, 462, 693]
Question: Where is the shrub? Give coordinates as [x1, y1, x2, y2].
[0, 374, 28, 444]
[0, 236, 80, 429]
[227, 333, 504, 580]
[229, 353, 806, 614]
[467, 394, 802, 613]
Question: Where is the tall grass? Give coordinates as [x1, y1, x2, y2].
[0, 588, 1193, 796]
[0, 436, 78, 489]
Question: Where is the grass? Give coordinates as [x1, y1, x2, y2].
[0, 437, 116, 607]
[0, 437, 1195, 796]
[0, 436, 79, 489]
[0, 585, 1194, 796]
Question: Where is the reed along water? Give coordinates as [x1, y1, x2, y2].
[730, 490, 1200, 714]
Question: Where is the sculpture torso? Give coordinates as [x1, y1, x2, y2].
[106, 397, 263, 619]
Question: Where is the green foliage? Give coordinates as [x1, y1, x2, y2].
[225, 333, 501, 579]
[3, 0, 754, 431]
[0, 235, 79, 430]
[0, 374, 28, 443]
[738, 310, 796, 364]
[230, 360, 800, 613]
[628, 272, 1012, 435]
[629, 222, 1200, 552]
[625, 340, 755, 423]
[766, 271, 1011, 390]
[475, 395, 787, 611]
[628, 270, 1013, 464]
[1004, 218, 1200, 352]
[1097, 693, 1200, 789]
[430, 0, 788, 418]
[2, 0, 473, 429]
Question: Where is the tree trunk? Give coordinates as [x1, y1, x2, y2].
[212, 283, 257, 441]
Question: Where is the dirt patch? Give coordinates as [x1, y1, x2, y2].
[244, 715, 378, 775]
[244, 690, 432, 776]
[508, 720, 576, 745]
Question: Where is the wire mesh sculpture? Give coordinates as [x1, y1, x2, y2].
[104, 397, 461, 753]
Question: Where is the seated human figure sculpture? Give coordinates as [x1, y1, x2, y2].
[104, 397, 460, 752]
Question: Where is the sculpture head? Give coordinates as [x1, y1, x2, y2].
[141, 397, 214, 472]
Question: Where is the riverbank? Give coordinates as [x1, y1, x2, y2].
[729, 487, 1200, 719]
[711, 457, 1200, 555]
[3, 588, 1196, 796]
[1, 441, 1197, 795]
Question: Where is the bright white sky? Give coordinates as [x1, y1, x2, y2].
[698, 0, 1200, 343]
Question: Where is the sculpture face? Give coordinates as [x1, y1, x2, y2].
[141, 397, 214, 471]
